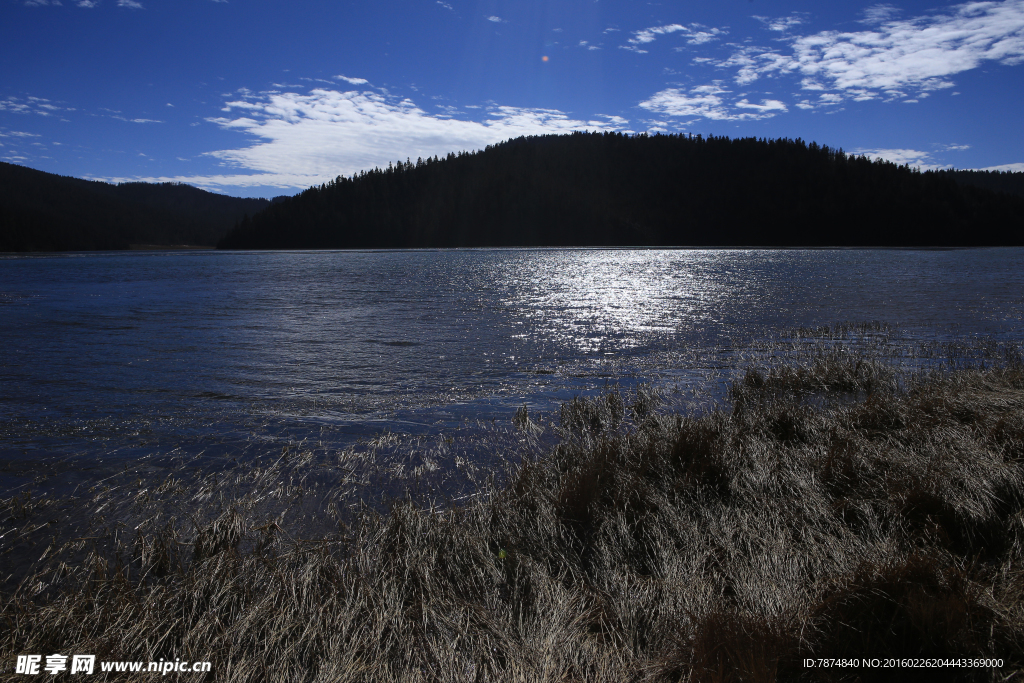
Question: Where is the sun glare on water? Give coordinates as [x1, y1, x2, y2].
[491, 250, 742, 354]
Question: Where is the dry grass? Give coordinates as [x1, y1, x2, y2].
[3, 341, 1024, 681]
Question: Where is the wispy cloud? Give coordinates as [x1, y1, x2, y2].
[103, 88, 632, 191]
[111, 116, 162, 123]
[487, 15, 503, 23]
[622, 23, 727, 53]
[638, 83, 786, 121]
[437, 1, 453, 10]
[77, 0, 96, 5]
[0, 129, 44, 163]
[794, 93, 844, 110]
[0, 99, 32, 114]
[335, 75, 369, 85]
[700, 45, 791, 86]
[117, 0, 142, 8]
[0, 96, 73, 117]
[25, 0, 63, 6]
[753, 14, 805, 32]
[705, 0, 1024, 101]
[860, 4, 900, 25]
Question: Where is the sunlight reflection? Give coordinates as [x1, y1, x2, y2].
[493, 249, 747, 354]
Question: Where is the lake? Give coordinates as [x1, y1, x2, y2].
[2, 248, 1023, 496]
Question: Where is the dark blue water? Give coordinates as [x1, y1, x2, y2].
[2, 248, 1023, 490]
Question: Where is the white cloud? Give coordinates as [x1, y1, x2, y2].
[753, 15, 804, 32]
[734, 98, 787, 113]
[25, 0, 62, 5]
[638, 85, 731, 120]
[437, 1, 453, 9]
[101, 88, 632, 191]
[624, 22, 726, 51]
[854, 148, 942, 169]
[860, 4, 900, 25]
[0, 97, 71, 116]
[795, 92, 845, 109]
[434, 104, 462, 118]
[335, 75, 369, 85]
[630, 24, 687, 45]
[487, 15, 503, 23]
[693, 45, 791, 86]
[979, 162, 1024, 171]
[943, 143, 971, 151]
[710, 0, 1024, 99]
[687, 31, 723, 45]
[638, 83, 786, 121]
[0, 99, 31, 114]
[117, 0, 142, 7]
[77, 0, 96, 6]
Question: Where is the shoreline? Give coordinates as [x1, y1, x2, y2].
[3, 345, 1023, 680]
[128, 244, 217, 250]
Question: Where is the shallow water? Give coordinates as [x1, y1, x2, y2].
[2, 248, 1023, 492]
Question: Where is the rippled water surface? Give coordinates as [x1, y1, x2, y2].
[2, 248, 1023, 487]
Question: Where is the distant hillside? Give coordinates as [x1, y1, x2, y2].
[944, 169, 1024, 199]
[218, 132, 1024, 249]
[0, 162, 269, 251]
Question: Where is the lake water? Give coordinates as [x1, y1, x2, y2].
[2, 248, 1023, 495]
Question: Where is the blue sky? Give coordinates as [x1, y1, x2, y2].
[3, 0, 1023, 198]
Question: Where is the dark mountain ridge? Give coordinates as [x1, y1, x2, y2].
[0, 162, 269, 251]
[218, 132, 1024, 249]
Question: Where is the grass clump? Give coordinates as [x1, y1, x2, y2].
[3, 346, 1024, 681]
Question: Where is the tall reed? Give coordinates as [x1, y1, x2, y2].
[3, 340, 1023, 681]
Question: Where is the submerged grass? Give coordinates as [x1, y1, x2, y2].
[3, 337, 1024, 681]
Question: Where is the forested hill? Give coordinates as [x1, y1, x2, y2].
[0, 162, 270, 251]
[218, 133, 1024, 249]
[946, 169, 1024, 199]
